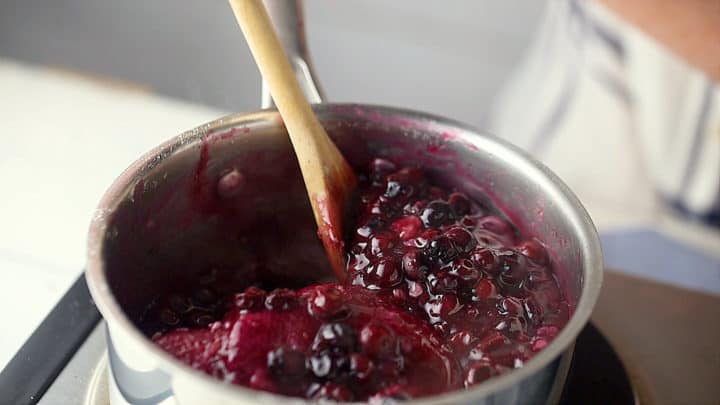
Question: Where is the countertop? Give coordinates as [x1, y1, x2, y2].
[594, 272, 720, 405]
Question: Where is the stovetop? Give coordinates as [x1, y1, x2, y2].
[0, 276, 643, 405]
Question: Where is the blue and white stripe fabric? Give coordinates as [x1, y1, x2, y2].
[488, 0, 720, 230]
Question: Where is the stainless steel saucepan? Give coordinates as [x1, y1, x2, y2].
[86, 2, 603, 404]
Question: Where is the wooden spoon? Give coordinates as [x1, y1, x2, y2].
[228, 0, 356, 281]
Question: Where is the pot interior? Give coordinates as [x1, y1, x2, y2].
[100, 105, 590, 336]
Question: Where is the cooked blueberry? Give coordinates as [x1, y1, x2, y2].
[307, 348, 351, 379]
[449, 258, 480, 284]
[426, 270, 459, 294]
[265, 288, 298, 311]
[423, 236, 458, 264]
[470, 247, 500, 276]
[402, 250, 428, 281]
[312, 322, 357, 352]
[498, 253, 529, 285]
[420, 200, 455, 227]
[426, 294, 462, 320]
[363, 258, 402, 289]
[444, 227, 476, 253]
[369, 231, 397, 257]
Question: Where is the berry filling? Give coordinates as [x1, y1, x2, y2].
[150, 159, 570, 402]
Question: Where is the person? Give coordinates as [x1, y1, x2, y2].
[487, 0, 720, 234]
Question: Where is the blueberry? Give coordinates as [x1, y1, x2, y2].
[307, 348, 351, 379]
[426, 294, 462, 320]
[498, 253, 529, 285]
[363, 258, 402, 289]
[312, 322, 357, 352]
[426, 270, 459, 294]
[420, 200, 455, 227]
[369, 231, 397, 257]
[470, 247, 499, 276]
[402, 250, 428, 281]
[424, 236, 458, 264]
[265, 288, 298, 311]
[444, 227, 477, 253]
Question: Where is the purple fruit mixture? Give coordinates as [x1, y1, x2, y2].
[151, 159, 570, 402]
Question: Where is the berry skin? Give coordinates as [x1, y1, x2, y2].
[420, 200, 455, 227]
[312, 322, 357, 353]
[424, 236, 458, 264]
[444, 227, 476, 253]
[265, 288, 298, 311]
[362, 258, 403, 289]
[402, 250, 428, 281]
[498, 252, 529, 285]
[307, 349, 350, 379]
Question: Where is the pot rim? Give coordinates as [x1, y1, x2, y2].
[86, 103, 603, 404]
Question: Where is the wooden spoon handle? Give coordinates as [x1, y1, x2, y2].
[228, 0, 355, 280]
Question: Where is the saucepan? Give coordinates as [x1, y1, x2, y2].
[85, 1, 603, 404]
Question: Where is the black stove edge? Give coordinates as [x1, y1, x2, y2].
[560, 323, 637, 405]
[0, 274, 102, 405]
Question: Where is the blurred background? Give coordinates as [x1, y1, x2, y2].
[0, 0, 718, 379]
[0, 0, 542, 124]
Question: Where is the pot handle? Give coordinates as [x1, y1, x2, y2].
[260, 0, 326, 108]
